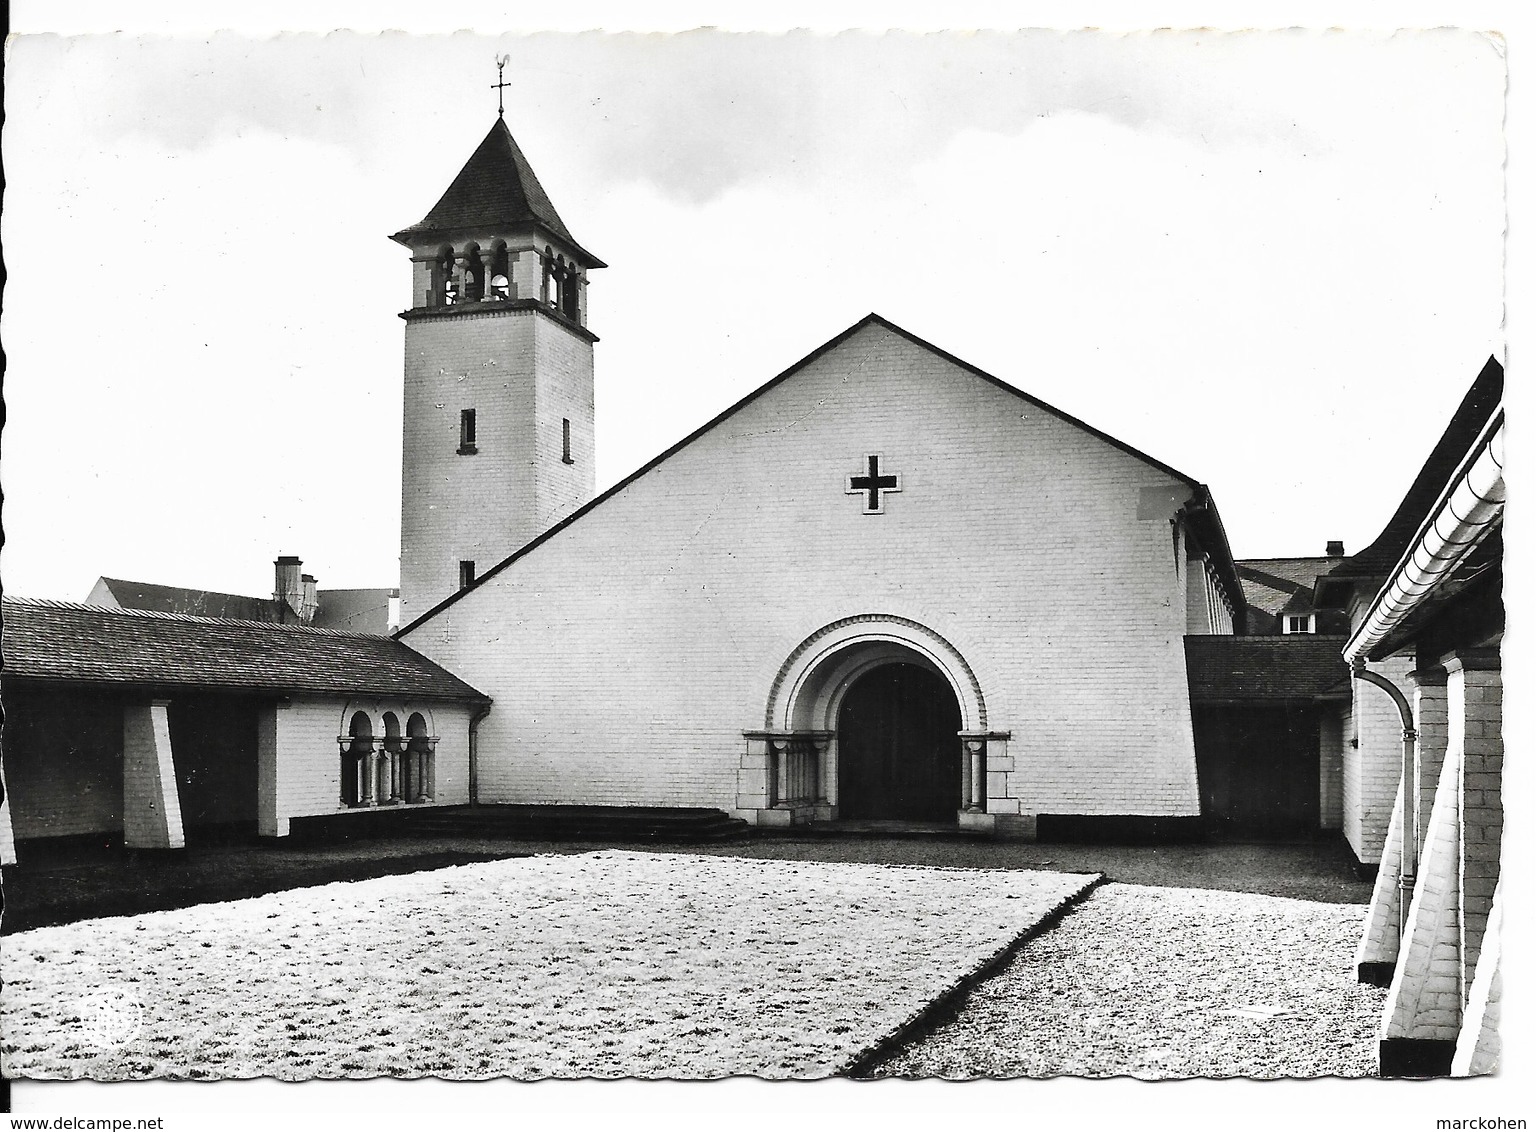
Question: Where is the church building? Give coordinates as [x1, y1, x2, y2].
[0, 111, 1483, 874]
[388, 117, 1244, 839]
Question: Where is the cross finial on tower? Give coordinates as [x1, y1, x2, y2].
[493, 55, 511, 118]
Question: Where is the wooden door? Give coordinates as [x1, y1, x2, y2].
[837, 663, 962, 822]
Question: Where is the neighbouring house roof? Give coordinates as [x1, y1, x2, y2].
[2, 598, 486, 702]
[399, 312, 1246, 636]
[311, 588, 399, 634]
[390, 118, 605, 266]
[1236, 557, 1343, 619]
[1184, 635, 1352, 703]
[1316, 356, 1503, 606]
[91, 577, 278, 622]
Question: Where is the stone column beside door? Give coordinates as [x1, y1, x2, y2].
[957, 731, 1029, 838]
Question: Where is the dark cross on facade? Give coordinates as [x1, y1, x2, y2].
[493, 55, 511, 118]
[846, 454, 902, 514]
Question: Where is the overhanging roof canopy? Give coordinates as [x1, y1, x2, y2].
[3, 598, 487, 702]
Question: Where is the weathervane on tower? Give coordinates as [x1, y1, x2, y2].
[493, 55, 511, 118]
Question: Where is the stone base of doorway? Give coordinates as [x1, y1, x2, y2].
[1379, 1037, 1456, 1078]
[840, 873, 1106, 1078]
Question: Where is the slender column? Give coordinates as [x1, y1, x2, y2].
[454, 254, 476, 303]
[771, 738, 790, 808]
[963, 738, 987, 811]
[361, 742, 378, 806]
[479, 250, 498, 300]
[809, 736, 829, 804]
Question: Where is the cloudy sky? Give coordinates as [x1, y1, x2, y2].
[2, 17, 1507, 603]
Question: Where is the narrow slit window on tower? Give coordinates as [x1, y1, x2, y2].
[458, 409, 477, 455]
[459, 560, 475, 590]
[562, 418, 574, 464]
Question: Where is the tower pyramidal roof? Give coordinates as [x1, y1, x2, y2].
[391, 118, 605, 266]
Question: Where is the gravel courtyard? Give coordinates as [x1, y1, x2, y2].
[1, 839, 1387, 1081]
[1, 851, 1092, 1081]
[871, 882, 1388, 1078]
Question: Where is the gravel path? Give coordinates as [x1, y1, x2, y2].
[870, 882, 1387, 1079]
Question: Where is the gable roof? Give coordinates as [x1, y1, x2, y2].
[390, 118, 605, 267]
[1235, 557, 1343, 619]
[399, 313, 1243, 636]
[92, 577, 278, 622]
[1316, 355, 1503, 605]
[1185, 635, 1351, 703]
[3, 598, 486, 702]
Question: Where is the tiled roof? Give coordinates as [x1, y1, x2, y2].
[95, 577, 278, 622]
[1235, 557, 1342, 618]
[1185, 635, 1351, 702]
[391, 118, 603, 265]
[1323, 356, 1503, 590]
[2, 598, 486, 702]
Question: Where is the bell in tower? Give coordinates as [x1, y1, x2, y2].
[392, 94, 606, 625]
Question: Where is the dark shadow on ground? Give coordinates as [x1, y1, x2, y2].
[0, 834, 1372, 933]
[0, 842, 527, 934]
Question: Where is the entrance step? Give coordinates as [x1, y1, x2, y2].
[770, 818, 993, 840]
[399, 804, 752, 844]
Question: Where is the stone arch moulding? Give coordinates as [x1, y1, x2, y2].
[765, 614, 986, 733]
[337, 702, 436, 738]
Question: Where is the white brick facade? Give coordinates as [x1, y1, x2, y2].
[402, 321, 1206, 825]
[399, 308, 595, 623]
[1344, 655, 1415, 864]
[257, 697, 474, 837]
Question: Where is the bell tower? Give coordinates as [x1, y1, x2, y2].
[392, 115, 605, 624]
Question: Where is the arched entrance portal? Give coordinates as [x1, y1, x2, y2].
[751, 616, 991, 828]
[837, 662, 962, 822]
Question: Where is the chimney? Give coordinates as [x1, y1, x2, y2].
[1326, 540, 1345, 558]
[301, 574, 319, 625]
[274, 555, 304, 622]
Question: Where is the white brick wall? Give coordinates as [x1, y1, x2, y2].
[403, 322, 1203, 818]
[257, 697, 474, 835]
[400, 308, 595, 622]
[1345, 655, 1415, 864]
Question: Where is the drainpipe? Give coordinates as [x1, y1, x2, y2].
[468, 702, 492, 806]
[1351, 660, 1416, 940]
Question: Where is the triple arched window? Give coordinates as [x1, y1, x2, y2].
[338, 709, 437, 808]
